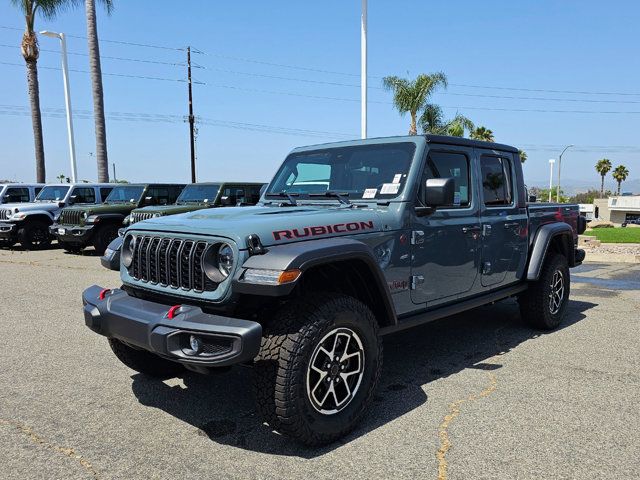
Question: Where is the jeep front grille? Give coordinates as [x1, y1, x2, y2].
[129, 235, 215, 292]
[0, 209, 10, 221]
[59, 209, 82, 225]
[130, 211, 155, 224]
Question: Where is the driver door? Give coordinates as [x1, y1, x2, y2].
[410, 146, 481, 306]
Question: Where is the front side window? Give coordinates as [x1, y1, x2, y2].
[105, 186, 145, 204]
[35, 185, 70, 202]
[418, 151, 471, 207]
[268, 142, 416, 200]
[176, 184, 220, 204]
[100, 187, 113, 201]
[5, 187, 30, 202]
[70, 187, 96, 204]
[481, 156, 513, 206]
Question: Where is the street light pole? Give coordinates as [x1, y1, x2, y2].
[556, 144, 573, 203]
[360, 0, 367, 139]
[548, 158, 555, 202]
[40, 31, 77, 183]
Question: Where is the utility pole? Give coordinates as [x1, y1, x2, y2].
[556, 144, 573, 202]
[112, 162, 117, 183]
[187, 46, 196, 183]
[361, 0, 368, 139]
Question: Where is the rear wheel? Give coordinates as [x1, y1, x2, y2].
[18, 221, 51, 250]
[254, 293, 382, 445]
[108, 338, 184, 378]
[93, 224, 119, 255]
[0, 239, 16, 249]
[519, 253, 570, 330]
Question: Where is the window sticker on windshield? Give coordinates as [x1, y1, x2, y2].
[362, 188, 377, 199]
[453, 192, 461, 206]
[392, 174, 402, 184]
[380, 183, 400, 195]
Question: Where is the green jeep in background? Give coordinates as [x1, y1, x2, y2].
[126, 182, 266, 225]
[51, 183, 185, 254]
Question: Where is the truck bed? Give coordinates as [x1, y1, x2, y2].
[527, 202, 580, 244]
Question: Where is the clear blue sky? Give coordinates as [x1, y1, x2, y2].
[1, 0, 639, 192]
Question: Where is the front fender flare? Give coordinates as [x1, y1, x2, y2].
[232, 237, 397, 325]
[527, 222, 574, 281]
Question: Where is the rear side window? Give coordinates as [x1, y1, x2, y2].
[147, 187, 170, 205]
[418, 151, 471, 207]
[5, 187, 30, 202]
[71, 187, 96, 204]
[481, 156, 513, 206]
[100, 187, 113, 201]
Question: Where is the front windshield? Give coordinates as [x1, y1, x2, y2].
[176, 184, 220, 203]
[35, 185, 70, 202]
[267, 142, 416, 200]
[105, 185, 145, 204]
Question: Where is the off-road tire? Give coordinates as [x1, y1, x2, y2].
[93, 224, 119, 255]
[108, 338, 184, 378]
[519, 253, 570, 330]
[0, 239, 15, 249]
[254, 293, 382, 446]
[59, 241, 83, 254]
[18, 221, 51, 250]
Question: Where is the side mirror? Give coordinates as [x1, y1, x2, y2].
[58, 201, 66, 208]
[68, 195, 77, 205]
[425, 178, 455, 207]
[528, 195, 537, 203]
[220, 195, 234, 206]
[143, 196, 154, 205]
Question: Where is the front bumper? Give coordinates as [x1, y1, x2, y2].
[82, 285, 262, 367]
[50, 224, 95, 244]
[0, 222, 17, 239]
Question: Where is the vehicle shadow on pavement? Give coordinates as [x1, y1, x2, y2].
[130, 298, 596, 457]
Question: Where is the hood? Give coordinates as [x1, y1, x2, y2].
[1, 202, 57, 213]
[128, 204, 389, 248]
[66, 203, 137, 215]
[133, 204, 209, 215]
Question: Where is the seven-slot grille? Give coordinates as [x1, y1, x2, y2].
[0, 209, 10, 221]
[129, 235, 216, 292]
[58, 209, 83, 225]
[131, 211, 156, 224]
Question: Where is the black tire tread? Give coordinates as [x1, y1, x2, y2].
[254, 293, 382, 446]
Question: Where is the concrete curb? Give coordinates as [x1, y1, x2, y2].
[583, 252, 640, 263]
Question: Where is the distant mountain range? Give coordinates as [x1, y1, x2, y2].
[527, 178, 640, 196]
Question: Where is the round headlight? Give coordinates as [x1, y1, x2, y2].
[202, 243, 234, 282]
[153, 213, 162, 218]
[81, 211, 88, 220]
[217, 243, 234, 278]
[122, 235, 136, 267]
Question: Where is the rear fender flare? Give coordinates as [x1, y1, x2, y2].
[527, 222, 574, 281]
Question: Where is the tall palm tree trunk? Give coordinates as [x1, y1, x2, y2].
[26, 59, 46, 182]
[600, 175, 605, 198]
[617, 182, 621, 195]
[409, 111, 417, 135]
[86, 0, 109, 182]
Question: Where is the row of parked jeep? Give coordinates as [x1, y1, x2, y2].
[0, 181, 265, 253]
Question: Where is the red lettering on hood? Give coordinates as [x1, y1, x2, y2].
[273, 221, 375, 241]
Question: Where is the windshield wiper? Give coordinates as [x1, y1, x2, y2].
[265, 191, 299, 206]
[309, 191, 351, 205]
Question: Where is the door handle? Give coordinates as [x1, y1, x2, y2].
[504, 222, 520, 228]
[462, 226, 481, 234]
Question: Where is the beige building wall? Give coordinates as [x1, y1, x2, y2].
[593, 198, 610, 221]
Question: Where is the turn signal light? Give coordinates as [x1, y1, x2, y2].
[278, 269, 301, 284]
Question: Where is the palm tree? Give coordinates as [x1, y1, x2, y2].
[85, 0, 113, 182]
[612, 165, 629, 195]
[470, 126, 494, 142]
[383, 73, 448, 135]
[595, 158, 612, 198]
[10, 0, 72, 182]
[518, 150, 527, 163]
[419, 104, 474, 137]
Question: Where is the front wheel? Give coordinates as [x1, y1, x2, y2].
[0, 239, 16, 249]
[93, 225, 119, 255]
[59, 241, 83, 254]
[254, 293, 382, 446]
[519, 253, 570, 330]
[18, 221, 51, 250]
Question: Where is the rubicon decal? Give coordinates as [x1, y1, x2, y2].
[273, 221, 375, 241]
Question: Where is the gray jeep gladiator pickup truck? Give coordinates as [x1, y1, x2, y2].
[82, 135, 586, 445]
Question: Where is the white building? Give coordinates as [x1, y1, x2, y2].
[593, 195, 640, 224]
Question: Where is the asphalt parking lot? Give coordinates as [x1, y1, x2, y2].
[0, 247, 638, 480]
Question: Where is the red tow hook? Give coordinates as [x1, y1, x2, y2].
[98, 288, 111, 301]
[167, 305, 182, 319]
